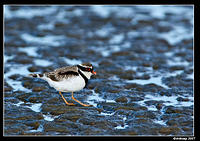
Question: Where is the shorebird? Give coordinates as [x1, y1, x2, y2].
[29, 63, 96, 107]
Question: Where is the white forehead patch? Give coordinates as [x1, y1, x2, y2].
[79, 64, 93, 68]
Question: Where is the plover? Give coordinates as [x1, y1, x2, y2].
[29, 63, 96, 107]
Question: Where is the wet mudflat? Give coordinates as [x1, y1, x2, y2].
[4, 5, 193, 136]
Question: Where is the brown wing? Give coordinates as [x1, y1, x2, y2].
[45, 66, 79, 81]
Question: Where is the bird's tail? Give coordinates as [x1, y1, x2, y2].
[29, 73, 44, 79]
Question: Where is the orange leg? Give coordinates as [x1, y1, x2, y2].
[58, 91, 75, 106]
[71, 92, 92, 107]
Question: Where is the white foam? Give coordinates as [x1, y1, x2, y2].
[33, 59, 53, 67]
[153, 119, 167, 126]
[87, 90, 105, 107]
[43, 114, 59, 121]
[160, 25, 193, 45]
[126, 75, 169, 89]
[186, 73, 194, 79]
[139, 94, 193, 110]
[95, 28, 110, 37]
[6, 79, 31, 92]
[108, 75, 120, 81]
[21, 33, 65, 47]
[90, 5, 112, 18]
[101, 50, 111, 57]
[4, 55, 14, 63]
[99, 111, 115, 116]
[93, 45, 122, 57]
[18, 46, 39, 57]
[4, 65, 32, 92]
[62, 58, 82, 66]
[4, 6, 57, 19]
[109, 34, 124, 44]
[12, 101, 42, 113]
[28, 124, 44, 133]
[114, 116, 129, 130]
[4, 65, 30, 78]
[37, 22, 55, 30]
[25, 103, 42, 112]
[91, 6, 135, 19]
[115, 124, 129, 130]
[167, 56, 190, 66]
[13, 101, 24, 107]
[136, 5, 193, 19]
[87, 90, 116, 107]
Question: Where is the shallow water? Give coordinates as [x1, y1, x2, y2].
[4, 5, 193, 136]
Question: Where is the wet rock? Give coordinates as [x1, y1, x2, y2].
[42, 104, 67, 115]
[159, 127, 181, 135]
[27, 95, 45, 103]
[43, 122, 70, 134]
[4, 122, 29, 135]
[115, 103, 147, 111]
[176, 97, 189, 102]
[144, 100, 164, 106]
[143, 83, 164, 92]
[28, 66, 39, 72]
[166, 119, 179, 126]
[14, 55, 33, 64]
[170, 66, 185, 71]
[135, 111, 157, 119]
[156, 103, 163, 110]
[124, 83, 143, 91]
[22, 81, 33, 89]
[9, 74, 21, 80]
[4, 6, 193, 135]
[165, 106, 184, 114]
[25, 121, 40, 130]
[115, 96, 128, 103]
[32, 86, 46, 92]
[129, 96, 144, 102]
[135, 74, 150, 80]
[112, 51, 131, 56]
[159, 89, 173, 96]
[162, 76, 193, 88]
[87, 81, 99, 90]
[179, 120, 193, 127]
[101, 102, 117, 112]
[135, 118, 150, 124]
[119, 70, 135, 80]
[79, 117, 96, 126]
[16, 92, 30, 102]
[4, 82, 13, 92]
[99, 60, 113, 67]
[107, 87, 121, 93]
[152, 64, 159, 70]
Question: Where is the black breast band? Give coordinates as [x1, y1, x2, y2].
[78, 69, 88, 88]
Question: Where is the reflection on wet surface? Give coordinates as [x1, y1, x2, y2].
[4, 5, 193, 135]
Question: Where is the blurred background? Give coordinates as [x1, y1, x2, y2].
[4, 5, 194, 135]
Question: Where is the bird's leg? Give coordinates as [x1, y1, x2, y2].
[71, 92, 92, 107]
[58, 91, 76, 106]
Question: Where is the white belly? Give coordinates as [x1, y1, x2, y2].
[45, 76, 85, 92]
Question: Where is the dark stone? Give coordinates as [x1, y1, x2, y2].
[115, 96, 128, 103]
[159, 127, 181, 135]
[32, 86, 46, 92]
[25, 121, 40, 130]
[28, 66, 38, 72]
[176, 97, 190, 102]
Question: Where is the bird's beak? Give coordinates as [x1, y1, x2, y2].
[92, 70, 97, 75]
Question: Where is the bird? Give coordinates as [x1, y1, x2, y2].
[29, 62, 97, 107]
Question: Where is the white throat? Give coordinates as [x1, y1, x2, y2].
[79, 69, 92, 79]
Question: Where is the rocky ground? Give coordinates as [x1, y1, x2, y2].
[4, 5, 193, 136]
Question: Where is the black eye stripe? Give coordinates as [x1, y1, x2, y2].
[77, 65, 93, 72]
